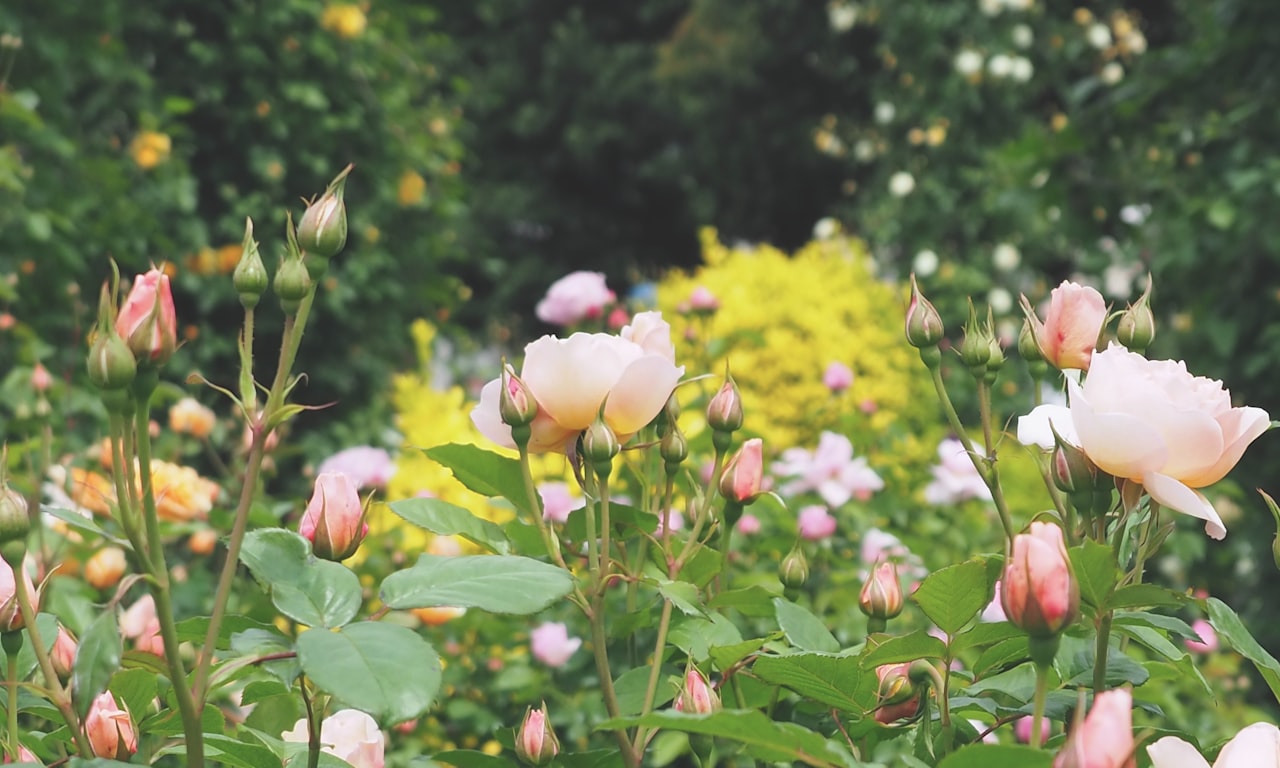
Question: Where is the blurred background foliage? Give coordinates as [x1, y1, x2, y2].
[3, 0, 1280, 667]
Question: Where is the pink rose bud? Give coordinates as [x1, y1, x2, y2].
[51, 625, 77, 679]
[706, 378, 744, 433]
[0, 558, 35, 632]
[1002, 522, 1078, 638]
[720, 438, 764, 504]
[1053, 688, 1135, 768]
[688, 286, 719, 313]
[676, 667, 721, 714]
[84, 691, 138, 760]
[529, 622, 581, 668]
[498, 364, 538, 428]
[31, 362, 51, 393]
[859, 560, 904, 621]
[116, 268, 178, 366]
[822, 361, 854, 393]
[2, 745, 37, 763]
[515, 705, 559, 766]
[905, 274, 945, 349]
[873, 663, 919, 723]
[299, 472, 368, 561]
[606, 306, 630, 330]
[796, 505, 837, 541]
[1015, 715, 1050, 745]
[1020, 280, 1107, 371]
[1185, 618, 1218, 654]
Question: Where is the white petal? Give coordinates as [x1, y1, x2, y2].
[1146, 735, 1211, 768]
[1214, 722, 1280, 768]
[1143, 472, 1226, 540]
[1017, 404, 1077, 450]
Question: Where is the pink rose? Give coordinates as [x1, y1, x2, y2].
[472, 326, 684, 454]
[1148, 722, 1280, 768]
[620, 311, 676, 361]
[1184, 618, 1218, 654]
[1015, 715, 1050, 745]
[688, 286, 719, 312]
[535, 271, 615, 326]
[85, 692, 137, 760]
[1021, 280, 1106, 371]
[116, 268, 178, 364]
[822, 362, 854, 393]
[537, 482, 581, 524]
[1002, 522, 1078, 638]
[300, 472, 368, 561]
[283, 709, 385, 768]
[1053, 689, 1135, 768]
[720, 438, 764, 504]
[736, 513, 761, 535]
[1020, 345, 1270, 539]
[530, 622, 582, 668]
[317, 447, 396, 490]
[797, 505, 837, 541]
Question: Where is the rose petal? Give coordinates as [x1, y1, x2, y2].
[1071, 379, 1169, 478]
[1142, 472, 1226, 540]
[1183, 406, 1271, 488]
[1145, 735, 1211, 768]
[1144, 407, 1225, 480]
[603, 355, 683, 435]
[471, 379, 515, 449]
[522, 334, 635, 430]
[1017, 404, 1076, 450]
[1214, 722, 1280, 768]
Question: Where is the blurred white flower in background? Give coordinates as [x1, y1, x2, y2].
[874, 101, 896, 124]
[954, 49, 984, 77]
[993, 243, 1021, 271]
[1120, 203, 1151, 225]
[828, 2, 859, 32]
[913, 249, 940, 277]
[1087, 23, 1113, 49]
[988, 287, 1014, 315]
[1010, 56, 1034, 82]
[987, 53, 1013, 78]
[889, 171, 916, 197]
[1100, 62, 1124, 84]
[1011, 24, 1034, 49]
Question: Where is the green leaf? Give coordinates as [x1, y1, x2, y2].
[952, 621, 1021, 652]
[708, 585, 781, 617]
[1207, 597, 1280, 702]
[199, 734, 281, 768]
[773, 598, 839, 653]
[174, 615, 279, 646]
[109, 668, 157, 725]
[15, 613, 60, 679]
[668, 613, 743, 661]
[424, 444, 534, 517]
[708, 638, 768, 672]
[73, 609, 122, 717]
[1069, 540, 1117, 611]
[388, 497, 511, 555]
[1109, 584, 1191, 610]
[751, 653, 876, 712]
[614, 664, 673, 715]
[656, 580, 706, 618]
[565, 502, 658, 543]
[861, 629, 947, 667]
[240, 528, 310, 588]
[271, 559, 362, 628]
[67, 760, 141, 768]
[973, 637, 1030, 678]
[965, 664, 1036, 703]
[598, 710, 857, 767]
[937, 744, 1054, 768]
[379, 554, 574, 614]
[296, 622, 441, 723]
[912, 560, 989, 635]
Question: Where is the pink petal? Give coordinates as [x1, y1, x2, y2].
[1183, 406, 1271, 488]
[1142, 472, 1226, 540]
[1146, 736, 1210, 768]
[1070, 379, 1168, 479]
[603, 356, 683, 436]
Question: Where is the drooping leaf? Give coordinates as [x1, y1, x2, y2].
[752, 653, 876, 712]
[296, 622, 441, 723]
[379, 554, 574, 614]
[389, 497, 510, 555]
[1207, 597, 1280, 702]
[73, 609, 121, 717]
[424, 444, 534, 517]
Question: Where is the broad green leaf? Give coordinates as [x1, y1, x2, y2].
[656, 580, 706, 618]
[566, 502, 658, 543]
[708, 585, 781, 617]
[752, 653, 876, 712]
[200, 734, 281, 768]
[379, 554, 573, 614]
[668, 613, 743, 661]
[109, 668, 157, 725]
[952, 621, 1021, 653]
[973, 637, 1029, 678]
[965, 663, 1036, 702]
[175, 615, 279, 646]
[1069, 540, 1117, 611]
[239, 528, 310, 589]
[297, 622, 441, 723]
[41, 506, 116, 542]
[613, 664, 674, 715]
[389, 497, 510, 555]
[598, 710, 857, 767]
[1109, 584, 1191, 610]
[861, 629, 947, 667]
[773, 598, 839, 653]
[937, 744, 1053, 768]
[73, 609, 121, 717]
[1207, 597, 1280, 702]
[708, 638, 768, 672]
[271, 559, 362, 628]
[912, 560, 989, 635]
[424, 444, 533, 517]
[1113, 611, 1199, 641]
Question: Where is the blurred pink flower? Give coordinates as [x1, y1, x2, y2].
[772, 431, 883, 507]
[797, 506, 837, 541]
[535, 271, 615, 326]
[530, 622, 582, 668]
[120, 596, 164, 656]
[538, 482, 581, 524]
[822, 362, 854, 393]
[657, 508, 684, 536]
[688, 286, 719, 312]
[981, 580, 1008, 623]
[736, 513, 761, 535]
[1015, 715, 1050, 746]
[923, 438, 991, 505]
[317, 447, 396, 490]
[1185, 618, 1218, 654]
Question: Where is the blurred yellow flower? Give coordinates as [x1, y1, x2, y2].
[321, 4, 367, 39]
[169, 397, 217, 439]
[70, 460, 220, 522]
[398, 170, 427, 206]
[129, 131, 172, 170]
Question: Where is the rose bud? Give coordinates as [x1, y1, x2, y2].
[675, 667, 721, 715]
[719, 438, 764, 504]
[84, 691, 138, 760]
[514, 705, 559, 766]
[1020, 280, 1107, 371]
[116, 268, 178, 366]
[299, 472, 368, 561]
[1002, 522, 1078, 638]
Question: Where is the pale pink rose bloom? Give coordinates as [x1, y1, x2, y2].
[773, 431, 883, 508]
[822, 362, 854, 393]
[116, 268, 178, 363]
[283, 709, 385, 768]
[1015, 715, 1050, 745]
[656, 508, 684, 536]
[797, 505, 837, 541]
[535, 271, 615, 326]
[1021, 280, 1107, 371]
[1020, 344, 1270, 539]
[51, 625, 77, 678]
[1185, 618, 1219, 654]
[530, 622, 582, 668]
[121, 595, 164, 656]
[85, 691, 137, 759]
[736, 513, 761, 535]
[317, 447, 397, 490]
[1052, 688, 1135, 768]
[538, 482, 581, 524]
[1148, 722, 1280, 768]
[619, 311, 677, 362]
[923, 438, 992, 504]
[859, 528, 928, 582]
[472, 329, 684, 454]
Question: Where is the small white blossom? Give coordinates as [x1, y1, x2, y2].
[988, 287, 1014, 315]
[954, 49, 984, 77]
[874, 101, 896, 124]
[1100, 62, 1124, 84]
[1087, 23, 1113, 49]
[1011, 24, 1034, 49]
[987, 53, 1013, 79]
[913, 249, 939, 277]
[888, 171, 916, 197]
[1003, 0, 1032, 10]
[828, 2, 859, 32]
[854, 139, 876, 162]
[813, 217, 840, 240]
[1119, 203, 1151, 225]
[978, 0, 1003, 16]
[992, 243, 1021, 271]
[1010, 56, 1034, 82]
[1125, 31, 1147, 54]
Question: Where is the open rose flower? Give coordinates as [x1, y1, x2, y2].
[535, 271, 615, 326]
[1148, 722, 1280, 768]
[471, 313, 683, 454]
[283, 709, 385, 768]
[1019, 344, 1270, 539]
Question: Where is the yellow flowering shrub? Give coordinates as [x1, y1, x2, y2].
[657, 228, 943, 487]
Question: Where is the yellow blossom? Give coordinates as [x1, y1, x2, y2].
[321, 4, 367, 39]
[129, 131, 172, 170]
[169, 397, 217, 439]
[397, 170, 427, 206]
[69, 460, 220, 522]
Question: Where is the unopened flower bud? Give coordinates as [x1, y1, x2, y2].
[660, 427, 688, 469]
[859, 560, 904, 622]
[85, 691, 138, 760]
[300, 473, 368, 561]
[233, 217, 269, 308]
[87, 330, 137, 391]
[986, 336, 1005, 379]
[51, 625, 77, 679]
[514, 704, 559, 766]
[499, 365, 538, 428]
[582, 416, 620, 472]
[676, 667, 721, 714]
[1051, 433, 1097, 495]
[780, 544, 809, 587]
[905, 274, 945, 349]
[30, 362, 52, 394]
[1116, 278, 1155, 353]
[117, 269, 178, 367]
[719, 438, 763, 504]
[0, 484, 30, 546]
[296, 167, 350, 259]
[274, 255, 312, 314]
[874, 663, 920, 723]
[707, 377, 744, 434]
[1017, 317, 1043, 364]
[960, 301, 993, 372]
[1002, 522, 1078, 638]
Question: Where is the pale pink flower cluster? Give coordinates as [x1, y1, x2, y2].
[535, 271, 615, 326]
[317, 446, 396, 490]
[796, 506, 837, 540]
[772, 432, 883, 508]
[530, 621, 582, 668]
[922, 438, 991, 505]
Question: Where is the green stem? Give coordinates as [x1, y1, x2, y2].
[7, 649, 18, 761]
[1093, 611, 1113, 693]
[106, 415, 148, 560]
[1031, 662, 1048, 748]
[976, 380, 1016, 543]
[633, 599, 674, 754]
[589, 590, 639, 767]
[12, 563, 90, 757]
[133, 387, 203, 768]
[301, 681, 322, 768]
[514, 445, 587, 611]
